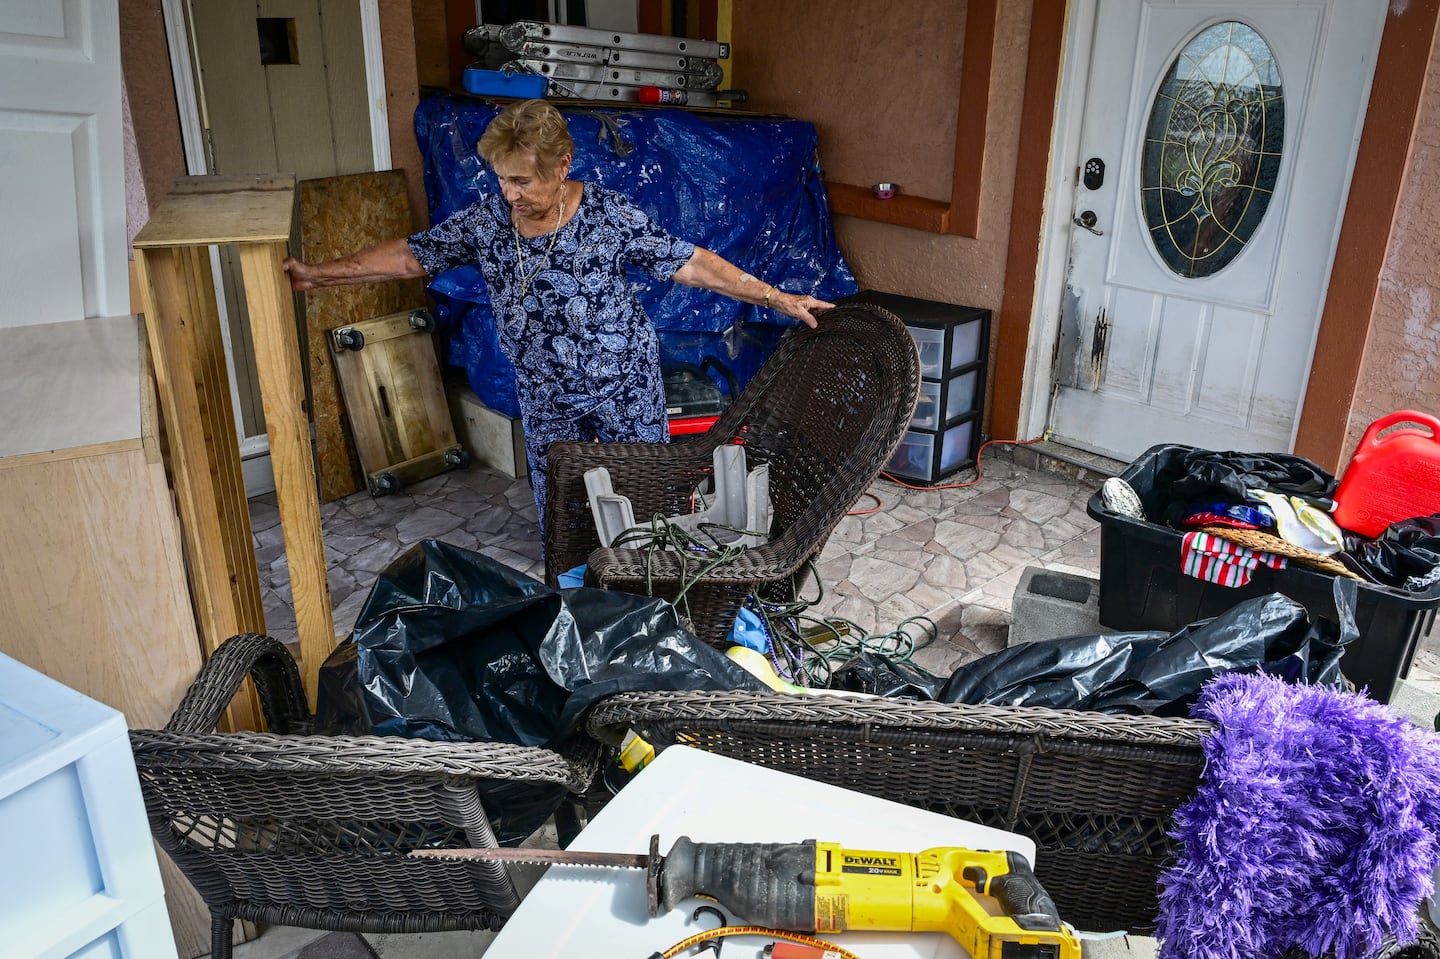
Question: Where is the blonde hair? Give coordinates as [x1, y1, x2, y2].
[478, 99, 575, 176]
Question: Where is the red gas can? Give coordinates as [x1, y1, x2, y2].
[1333, 410, 1440, 538]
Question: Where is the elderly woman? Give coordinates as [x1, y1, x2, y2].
[286, 98, 833, 525]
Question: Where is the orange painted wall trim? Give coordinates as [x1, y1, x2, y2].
[825, 0, 998, 237]
[1294, 0, 1440, 471]
[948, 0, 997, 236]
[990, 0, 1067, 440]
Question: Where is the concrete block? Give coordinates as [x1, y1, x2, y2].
[1389, 675, 1440, 730]
[445, 380, 527, 478]
[1009, 566, 1105, 646]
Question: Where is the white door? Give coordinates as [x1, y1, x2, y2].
[1047, 1, 1385, 459]
[0, 1, 128, 327]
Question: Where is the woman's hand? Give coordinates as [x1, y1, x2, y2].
[283, 257, 320, 291]
[769, 290, 835, 329]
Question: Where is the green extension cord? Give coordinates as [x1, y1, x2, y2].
[609, 514, 939, 690]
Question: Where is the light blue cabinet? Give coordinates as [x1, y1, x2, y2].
[0, 653, 177, 959]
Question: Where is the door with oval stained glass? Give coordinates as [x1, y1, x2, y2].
[1046, 1, 1386, 460]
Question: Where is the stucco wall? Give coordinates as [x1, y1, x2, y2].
[1349, 24, 1440, 460]
[732, 0, 1030, 313]
[118, 0, 186, 217]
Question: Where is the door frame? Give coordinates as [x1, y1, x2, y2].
[1016, 0, 1099, 450]
[159, 0, 392, 493]
[1004, 0, 1440, 472]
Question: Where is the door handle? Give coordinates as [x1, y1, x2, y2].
[1073, 210, 1104, 236]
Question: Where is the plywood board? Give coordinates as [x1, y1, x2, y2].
[331, 310, 460, 495]
[134, 244, 265, 733]
[298, 171, 427, 500]
[0, 315, 143, 458]
[0, 444, 237, 959]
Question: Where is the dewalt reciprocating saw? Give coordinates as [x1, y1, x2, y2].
[414, 834, 1082, 959]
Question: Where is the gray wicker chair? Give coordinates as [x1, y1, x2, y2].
[130, 633, 596, 958]
[586, 689, 1210, 934]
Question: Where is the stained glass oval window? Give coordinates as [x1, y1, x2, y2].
[1141, 21, 1284, 278]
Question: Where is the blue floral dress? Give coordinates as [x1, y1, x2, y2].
[407, 184, 696, 524]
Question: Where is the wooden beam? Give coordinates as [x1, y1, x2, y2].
[134, 244, 263, 732]
[989, 0, 1068, 440]
[698, 0, 718, 41]
[825, 182, 951, 233]
[1294, 0, 1440, 471]
[239, 240, 337, 705]
[638, 0, 663, 35]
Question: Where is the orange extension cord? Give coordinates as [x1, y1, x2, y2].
[656, 925, 865, 959]
[847, 436, 1047, 516]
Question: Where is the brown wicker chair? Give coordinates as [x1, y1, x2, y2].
[585, 689, 1210, 934]
[130, 633, 597, 958]
[543, 302, 921, 644]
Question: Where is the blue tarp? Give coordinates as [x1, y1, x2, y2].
[413, 92, 858, 417]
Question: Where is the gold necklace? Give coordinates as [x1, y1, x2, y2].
[513, 189, 565, 303]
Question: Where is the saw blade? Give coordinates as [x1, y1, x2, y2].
[412, 833, 667, 916]
[408, 846, 650, 869]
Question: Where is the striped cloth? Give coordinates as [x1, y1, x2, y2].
[1181, 531, 1287, 587]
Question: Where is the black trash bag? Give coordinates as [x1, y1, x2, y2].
[828, 651, 943, 700]
[1343, 514, 1440, 590]
[1160, 449, 1337, 512]
[314, 539, 764, 842]
[938, 582, 1357, 715]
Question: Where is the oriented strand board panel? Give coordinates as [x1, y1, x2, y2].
[299, 171, 427, 500]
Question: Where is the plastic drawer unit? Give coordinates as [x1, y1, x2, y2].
[1087, 443, 1440, 703]
[0, 653, 177, 958]
[841, 290, 989, 485]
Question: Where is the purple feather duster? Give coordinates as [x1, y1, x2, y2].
[1157, 673, 1440, 959]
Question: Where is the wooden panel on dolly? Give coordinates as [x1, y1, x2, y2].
[297, 171, 428, 501]
[330, 309, 466, 496]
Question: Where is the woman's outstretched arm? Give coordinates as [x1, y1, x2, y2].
[283, 238, 427, 291]
[671, 246, 834, 328]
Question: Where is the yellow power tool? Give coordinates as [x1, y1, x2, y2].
[415, 834, 1082, 959]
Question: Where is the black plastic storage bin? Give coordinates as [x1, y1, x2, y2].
[840, 290, 988, 485]
[1086, 443, 1440, 703]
